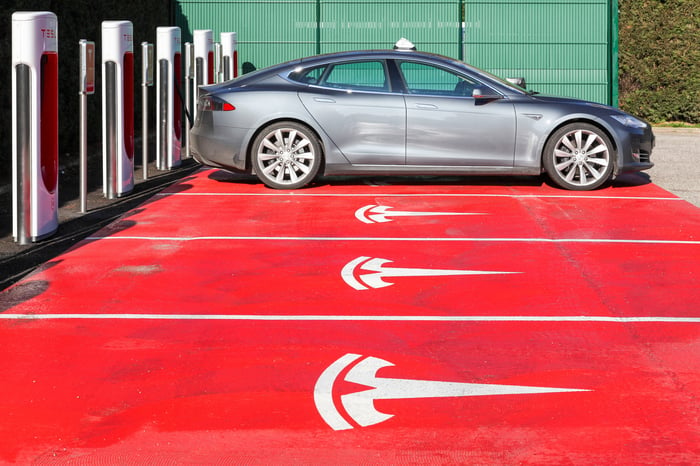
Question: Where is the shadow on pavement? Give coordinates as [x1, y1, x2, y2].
[0, 159, 200, 292]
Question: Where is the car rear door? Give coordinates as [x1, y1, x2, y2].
[398, 60, 516, 167]
[297, 60, 406, 165]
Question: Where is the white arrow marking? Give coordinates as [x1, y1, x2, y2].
[314, 353, 364, 431]
[341, 256, 518, 290]
[355, 205, 484, 224]
[314, 354, 591, 430]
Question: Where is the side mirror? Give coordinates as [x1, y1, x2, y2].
[472, 88, 502, 100]
[506, 77, 526, 89]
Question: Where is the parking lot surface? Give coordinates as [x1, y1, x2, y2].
[1, 169, 699, 463]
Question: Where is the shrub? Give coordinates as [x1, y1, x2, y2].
[618, 0, 700, 123]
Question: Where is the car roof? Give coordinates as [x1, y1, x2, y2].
[208, 49, 462, 88]
[203, 47, 527, 97]
[297, 49, 462, 67]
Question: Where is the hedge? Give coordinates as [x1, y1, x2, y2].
[618, 0, 700, 124]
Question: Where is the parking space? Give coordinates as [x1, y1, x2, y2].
[1, 169, 699, 463]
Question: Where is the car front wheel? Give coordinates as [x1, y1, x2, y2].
[252, 122, 322, 189]
[543, 123, 614, 191]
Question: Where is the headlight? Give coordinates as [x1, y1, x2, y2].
[610, 114, 647, 129]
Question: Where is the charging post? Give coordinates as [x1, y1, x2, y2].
[142, 42, 153, 179]
[221, 32, 238, 81]
[214, 42, 223, 83]
[79, 39, 95, 213]
[102, 20, 135, 199]
[192, 29, 213, 123]
[184, 42, 194, 158]
[12, 11, 59, 244]
[156, 27, 182, 170]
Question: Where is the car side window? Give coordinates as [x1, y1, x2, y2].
[289, 65, 328, 85]
[398, 61, 480, 97]
[322, 61, 389, 91]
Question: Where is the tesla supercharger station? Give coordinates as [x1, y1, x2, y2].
[220, 32, 238, 81]
[192, 29, 213, 122]
[156, 27, 182, 170]
[12, 12, 59, 244]
[102, 20, 135, 199]
[184, 42, 194, 158]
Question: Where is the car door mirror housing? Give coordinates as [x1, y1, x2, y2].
[506, 77, 526, 89]
[472, 88, 502, 100]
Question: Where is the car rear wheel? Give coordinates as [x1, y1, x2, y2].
[543, 123, 614, 191]
[252, 122, 322, 189]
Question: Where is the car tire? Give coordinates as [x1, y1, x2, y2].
[252, 122, 322, 189]
[543, 123, 615, 191]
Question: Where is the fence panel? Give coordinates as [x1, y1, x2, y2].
[464, 0, 615, 104]
[173, 0, 617, 104]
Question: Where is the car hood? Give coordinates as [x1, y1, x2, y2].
[528, 94, 614, 111]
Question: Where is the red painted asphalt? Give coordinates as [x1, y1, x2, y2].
[1, 170, 699, 463]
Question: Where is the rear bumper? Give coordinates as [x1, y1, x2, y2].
[190, 112, 249, 172]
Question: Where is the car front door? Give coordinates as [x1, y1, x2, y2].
[297, 60, 406, 165]
[398, 61, 516, 167]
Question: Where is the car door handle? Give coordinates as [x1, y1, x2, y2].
[415, 103, 438, 110]
[314, 97, 336, 103]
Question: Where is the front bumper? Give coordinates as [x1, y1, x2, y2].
[617, 124, 655, 174]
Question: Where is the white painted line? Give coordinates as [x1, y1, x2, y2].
[157, 192, 682, 202]
[85, 235, 700, 245]
[1, 314, 698, 323]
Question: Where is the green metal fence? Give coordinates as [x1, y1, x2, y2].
[173, 0, 618, 105]
[464, 0, 618, 105]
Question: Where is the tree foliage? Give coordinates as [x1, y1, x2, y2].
[618, 0, 700, 123]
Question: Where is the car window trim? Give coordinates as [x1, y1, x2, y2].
[288, 59, 394, 94]
[392, 58, 503, 99]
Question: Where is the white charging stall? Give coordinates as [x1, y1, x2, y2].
[156, 27, 182, 170]
[184, 42, 194, 158]
[192, 29, 213, 122]
[102, 20, 135, 199]
[12, 11, 59, 244]
[220, 32, 238, 81]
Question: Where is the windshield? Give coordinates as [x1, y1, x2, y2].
[420, 52, 530, 94]
[467, 65, 530, 94]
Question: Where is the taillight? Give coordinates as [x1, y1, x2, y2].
[200, 95, 236, 112]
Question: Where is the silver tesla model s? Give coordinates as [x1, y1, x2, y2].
[191, 40, 654, 191]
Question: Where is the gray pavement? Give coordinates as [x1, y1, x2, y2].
[647, 127, 700, 207]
